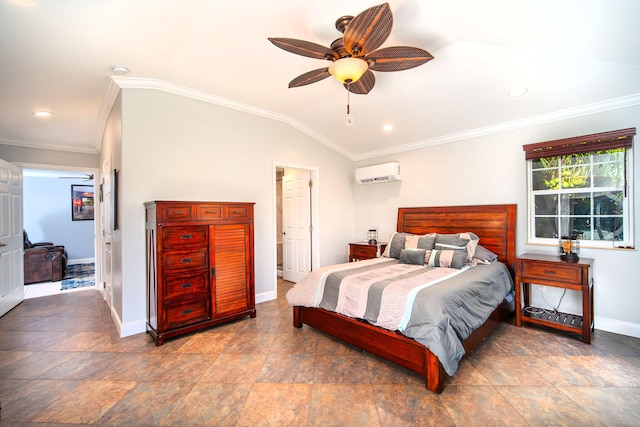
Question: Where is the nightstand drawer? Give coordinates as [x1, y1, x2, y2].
[520, 262, 581, 284]
[351, 245, 377, 258]
[348, 242, 387, 262]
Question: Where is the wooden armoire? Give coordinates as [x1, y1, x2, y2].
[145, 201, 256, 345]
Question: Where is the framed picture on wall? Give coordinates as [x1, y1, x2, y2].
[71, 184, 95, 221]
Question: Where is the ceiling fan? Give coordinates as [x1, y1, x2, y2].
[268, 2, 434, 95]
[58, 173, 94, 181]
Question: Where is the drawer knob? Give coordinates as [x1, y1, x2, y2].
[181, 234, 192, 239]
[182, 309, 193, 315]
[181, 258, 192, 264]
[181, 283, 192, 289]
[544, 270, 556, 275]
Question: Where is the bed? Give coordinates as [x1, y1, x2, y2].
[287, 204, 517, 393]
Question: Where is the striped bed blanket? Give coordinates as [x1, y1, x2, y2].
[286, 257, 513, 375]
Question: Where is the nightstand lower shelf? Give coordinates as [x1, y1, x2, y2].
[521, 307, 584, 333]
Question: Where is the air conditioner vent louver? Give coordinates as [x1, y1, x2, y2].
[355, 162, 401, 184]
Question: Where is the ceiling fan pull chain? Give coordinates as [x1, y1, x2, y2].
[346, 84, 353, 126]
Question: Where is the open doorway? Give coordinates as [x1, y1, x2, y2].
[20, 166, 99, 299]
[274, 164, 319, 296]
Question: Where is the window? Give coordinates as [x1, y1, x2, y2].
[524, 128, 636, 249]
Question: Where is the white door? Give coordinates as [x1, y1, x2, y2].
[0, 159, 24, 317]
[282, 169, 311, 282]
[100, 158, 113, 308]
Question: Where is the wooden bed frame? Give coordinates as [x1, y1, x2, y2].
[292, 204, 517, 393]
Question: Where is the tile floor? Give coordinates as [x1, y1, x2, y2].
[1, 281, 639, 426]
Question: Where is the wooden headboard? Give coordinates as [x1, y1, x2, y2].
[397, 204, 517, 277]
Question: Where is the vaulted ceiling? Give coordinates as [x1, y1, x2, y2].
[1, 0, 639, 160]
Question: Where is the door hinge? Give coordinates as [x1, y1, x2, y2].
[211, 268, 216, 277]
[308, 180, 313, 187]
[309, 225, 313, 232]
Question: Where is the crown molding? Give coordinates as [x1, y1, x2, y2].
[111, 77, 640, 162]
[111, 77, 354, 159]
[353, 93, 640, 160]
[94, 77, 122, 152]
[0, 135, 98, 154]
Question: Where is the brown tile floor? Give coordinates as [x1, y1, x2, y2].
[1, 281, 640, 426]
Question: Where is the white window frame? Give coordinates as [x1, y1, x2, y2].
[527, 148, 635, 249]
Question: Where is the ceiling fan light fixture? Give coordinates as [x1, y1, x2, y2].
[329, 57, 368, 84]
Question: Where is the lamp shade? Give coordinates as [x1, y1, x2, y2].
[328, 57, 368, 84]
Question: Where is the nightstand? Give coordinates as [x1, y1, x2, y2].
[349, 242, 387, 262]
[515, 253, 594, 343]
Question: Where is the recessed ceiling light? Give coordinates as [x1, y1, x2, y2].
[33, 111, 52, 117]
[508, 86, 528, 97]
[383, 124, 393, 131]
[112, 66, 129, 75]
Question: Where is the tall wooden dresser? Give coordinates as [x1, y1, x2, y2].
[145, 201, 256, 345]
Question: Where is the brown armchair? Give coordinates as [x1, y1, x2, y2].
[24, 247, 67, 284]
[23, 230, 68, 284]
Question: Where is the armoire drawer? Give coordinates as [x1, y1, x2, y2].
[196, 204, 223, 220]
[163, 226, 207, 248]
[158, 203, 194, 221]
[163, 250, 208, 271]
[164, 272, 208, 302]
[226, 204, 251, 220]
[164, 298, 210, 329]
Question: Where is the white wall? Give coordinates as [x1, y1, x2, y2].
[113, 88, 355, 334]
[23, 175, 95, 261]
[354, 103, 640, 338]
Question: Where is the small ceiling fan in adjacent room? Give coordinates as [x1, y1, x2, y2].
[268, 2, 434, 95]
[57, 173, 94, 181]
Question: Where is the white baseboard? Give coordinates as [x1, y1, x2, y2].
[109, 305, 146, 338]
[256, 290, 277, 304]
[120, 318, 147, 338]
[595, 316, 640, 339]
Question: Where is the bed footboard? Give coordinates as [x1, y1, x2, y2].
[293, 305, 445, 393]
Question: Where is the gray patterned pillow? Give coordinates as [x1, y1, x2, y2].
[426, 249, 467, 269]
[435, 232, 479, 263]
[385, 232, 436, 259]
[399, 249, 426, 265]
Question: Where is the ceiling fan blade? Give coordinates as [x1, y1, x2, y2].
[268, 38, 338, 60]
[343, 3, 392, 57]
[345, 70, 375, 94]
[289, 68, 331, 88]
[366, 46, 434, 72]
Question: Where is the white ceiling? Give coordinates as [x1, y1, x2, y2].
[1, 0, 639, 161]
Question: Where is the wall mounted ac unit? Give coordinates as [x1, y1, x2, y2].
[355, 162, 402, 184]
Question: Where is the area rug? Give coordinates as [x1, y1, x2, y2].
[61, 263, 95, 290]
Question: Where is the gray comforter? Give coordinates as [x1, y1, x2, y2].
[286, 258, 513, 375]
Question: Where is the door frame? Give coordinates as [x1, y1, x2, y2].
[16, 162, 101, 292]
[273, 162, 320, 296]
